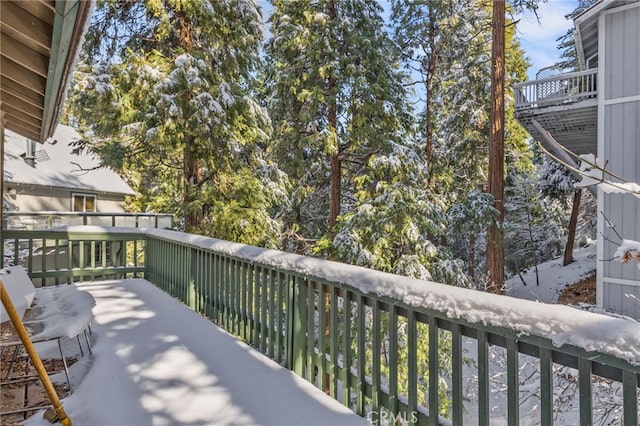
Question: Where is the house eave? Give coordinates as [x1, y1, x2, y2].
[41, 1, 94, 143]
[573, 0, 639, 71]
[0, 0, 93, 143]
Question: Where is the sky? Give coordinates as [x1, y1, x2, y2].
[516, 0, 578, 79]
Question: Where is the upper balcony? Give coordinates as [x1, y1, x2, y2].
[1, 223, 639, 425]
[514, 69, 598, 156]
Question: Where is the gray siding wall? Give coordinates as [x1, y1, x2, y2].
[604, 6, 640, 100]
[5, 184, 127, 213]
[601, 4, 640, 319]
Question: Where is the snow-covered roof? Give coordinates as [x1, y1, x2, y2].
[3, 125, 135, 196]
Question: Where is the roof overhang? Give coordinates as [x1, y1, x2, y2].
[0, 0, 93, 143]
[574, 0, 638, 70]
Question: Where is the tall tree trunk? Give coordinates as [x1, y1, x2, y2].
[563, 189, 582, 266]
[329, 151, 340, 231]
[183, 143, 201, 233]
[177, 9, 198, 233]
[487, 0, 505, 294]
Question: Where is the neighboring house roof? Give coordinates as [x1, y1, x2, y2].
[4, 124, 136, 196]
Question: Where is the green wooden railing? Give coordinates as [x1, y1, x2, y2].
[1, 228, 146, 286]
[3, 228, 639, 425]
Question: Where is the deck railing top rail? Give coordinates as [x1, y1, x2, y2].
[3, 211, 173, 230]
[514, 68, 597, 110]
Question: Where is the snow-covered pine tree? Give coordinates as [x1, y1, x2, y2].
[535, 147, 583, 265]
[328, 140, 471, 286]
[448, 189, 498, 286]
[504, 162, 566, 282]
[390, 0, 464, 186]
[67, 0, 287, 247]
[264, 0, 412, 252]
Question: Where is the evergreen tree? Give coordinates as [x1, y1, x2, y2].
[555, 0, 599, 71]
[327, 141, 471, 286]
[504, 162, 566, 280]
[448, 189, 498, 285]
[67, 0, 287, 246]
[411, 0, 532, 285]
[264, 0, 412, 252]
[390, 0, 462, 183]
[537, 153, 577, 199]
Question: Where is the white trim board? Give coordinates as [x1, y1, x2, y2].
[603, 277, 640, 288]
[603, 94, 640, 105]
[596, 10, 606, 308]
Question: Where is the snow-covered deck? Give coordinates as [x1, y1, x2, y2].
[26, 279, 367, 426]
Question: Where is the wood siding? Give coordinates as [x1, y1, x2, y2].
[600, 3, 640, 319]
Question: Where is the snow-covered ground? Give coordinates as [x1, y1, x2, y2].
[506, 244, 597, 304]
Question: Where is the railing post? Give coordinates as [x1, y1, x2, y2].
[187, 247, 196, 310]
[428, 316, 439, 425]
[507, 337, 519, 425]
[451, 323, 463, 426]
[579, 359, 593, 425]
[539, 348, 553, 426]
[289, 275, 306, 377]
[477, 330, 490, 426]
[622, 370, 638, 426]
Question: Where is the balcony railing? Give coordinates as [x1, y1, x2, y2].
[3, 211, 173, 230]
[2, 227, 638, 425]
[514, 69, 598, 110]
[1, 227, 146, 285]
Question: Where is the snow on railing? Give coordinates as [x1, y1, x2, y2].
[3, 227, 639, 425]
[514, 69, 597, 110]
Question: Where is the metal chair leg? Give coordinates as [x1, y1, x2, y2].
[57, 338, 72, 393]
[83, 328, 92, 355]
[76, 335, 84, 358]
[4, 344, 21, 380]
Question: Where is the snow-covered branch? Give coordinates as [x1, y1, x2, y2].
[575, 153, 640, 197]
[613, 239, 640, 272]
[536, 142, 640, 272]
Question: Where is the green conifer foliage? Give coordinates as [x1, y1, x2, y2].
[67, 0, 287, 246]
[264, 0, 412, 252]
